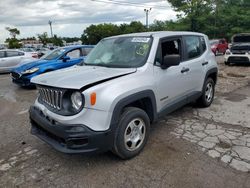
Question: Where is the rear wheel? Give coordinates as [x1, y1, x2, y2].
[225, 61, 230, 66]
[113, 107, 150, 159]
[197, 78, 215, 107]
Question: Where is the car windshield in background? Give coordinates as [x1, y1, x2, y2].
[21, 48, 35, 52]
[84, 37, 152, 68]
[41, 48, 66, 60]
[209, 40, 218, 46]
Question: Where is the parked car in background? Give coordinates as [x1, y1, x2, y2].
[20, 48, 39, 58]
[0, 49, 36, 73]
[36, 48, 50, 58]
[11, 45, 95, 86]
[224, 33, 250, 65]
[209, 39, 228, 55]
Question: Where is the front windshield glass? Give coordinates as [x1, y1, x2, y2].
[84, 37, 152, 68]
[42, 48, 66, 60]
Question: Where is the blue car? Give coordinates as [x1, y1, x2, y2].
[11, 45, 94, 87]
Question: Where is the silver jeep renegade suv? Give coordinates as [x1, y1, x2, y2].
[30, 31, 218, 159]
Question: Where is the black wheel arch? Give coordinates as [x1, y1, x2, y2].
[110, 90, 157, 129]
[205, 67, 218, 85]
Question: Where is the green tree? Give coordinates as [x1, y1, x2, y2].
[166, 0, 250, 40]
[37, 32, 49, 46]
[120, 21, 146, 34]
[167, 0, 214, 32]
[81, 21, 147, 44]
[81, 23, 121, 44]
[5, 27, 21, 48]
[6, 27, 20, 39]
[51, 35, 63, 46]
[5, 38, 22, 49]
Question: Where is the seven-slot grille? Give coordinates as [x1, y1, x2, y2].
[38, 87, 63, 110]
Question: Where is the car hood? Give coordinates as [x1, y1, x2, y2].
[14, 59, 55, 72]
[31, 65, 137, 90]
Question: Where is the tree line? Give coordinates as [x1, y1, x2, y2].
[82, 0, 250, 44]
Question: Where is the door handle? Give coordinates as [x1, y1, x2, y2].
[202, 62, 208, 66]
[181, 67, 190, 73]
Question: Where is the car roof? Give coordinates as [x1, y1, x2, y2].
[0, 49, 23, 52]
[105, 31, 206, 39]
[62, 45, 95, 51]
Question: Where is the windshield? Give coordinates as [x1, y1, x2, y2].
[84, 37, 152, 68]
[41, 48, 66, 60]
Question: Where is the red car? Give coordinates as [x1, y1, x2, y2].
[210, 39, 228, 55]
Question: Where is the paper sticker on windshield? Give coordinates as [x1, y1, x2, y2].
[131, 37, 150, 43]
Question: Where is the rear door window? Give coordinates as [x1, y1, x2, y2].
[6, 51, 20, 57]
[184, 36, 203, 60]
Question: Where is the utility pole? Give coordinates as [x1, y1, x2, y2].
[48, 20, 53, 38]
[144, 8, 152, 29]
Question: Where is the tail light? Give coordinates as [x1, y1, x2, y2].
[32, 53, 38, 58]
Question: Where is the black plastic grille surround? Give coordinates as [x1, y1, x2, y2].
[37, 85, 84, 116]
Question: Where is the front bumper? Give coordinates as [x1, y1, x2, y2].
[11, 72, 33, 86]
[225, 55, 250, 64]
[30, 106, 114, 154]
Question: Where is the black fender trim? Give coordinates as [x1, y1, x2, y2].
[110, 90, 157, 129]
[205, 67, 218, 84]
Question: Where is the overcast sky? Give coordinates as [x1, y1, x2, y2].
[0, 0, 176, 43]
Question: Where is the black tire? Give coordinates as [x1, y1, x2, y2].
[197, 78, 215, 107]
[225, 61, 230, 65]
[113, 107, 150, 159]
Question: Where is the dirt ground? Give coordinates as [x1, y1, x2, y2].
[0, 56, 250, 188]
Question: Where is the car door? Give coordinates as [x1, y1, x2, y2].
[154, 37, 189, 111]
[182, 36, 207, 99]
[5, 51, 24, 67]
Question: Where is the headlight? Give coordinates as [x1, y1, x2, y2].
[21, 67, 39, 74]
[71, 91, 83, 110]
[225, 50, 231, 55]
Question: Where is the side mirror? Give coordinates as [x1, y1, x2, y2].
[62, 56, 70, 62]
[161, 54, 181, 69]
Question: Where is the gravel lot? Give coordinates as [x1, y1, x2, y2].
[0, 56, 250, 187]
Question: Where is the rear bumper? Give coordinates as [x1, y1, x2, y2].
[30, 106, 114, 154]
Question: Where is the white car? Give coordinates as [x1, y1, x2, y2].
[0, 49, 37, 73]
[224, 33, 250, 65]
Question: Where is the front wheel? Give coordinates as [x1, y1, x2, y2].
[112, 107, 150, 159]
[197, 78, 215, 107]
[225, 61, 230, 66]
